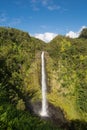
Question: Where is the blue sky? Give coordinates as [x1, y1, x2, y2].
[0, 0, 87, 42]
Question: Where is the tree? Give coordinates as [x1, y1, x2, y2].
[79, 28, 87, 39]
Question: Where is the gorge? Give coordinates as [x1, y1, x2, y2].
[0, 27, 87, 130]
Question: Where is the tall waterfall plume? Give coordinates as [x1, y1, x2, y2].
[40, 51, 48, 117]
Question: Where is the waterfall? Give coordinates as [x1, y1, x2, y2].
[40, 51, 48, 117]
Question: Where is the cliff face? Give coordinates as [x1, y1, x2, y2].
[0, 27, 46, 105]
[45, 35, 87, 121]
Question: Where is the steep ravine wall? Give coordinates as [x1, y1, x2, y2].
[24, 52, 42, 102]
[45, 52, 81, 120]
[29, 51, 85, 122]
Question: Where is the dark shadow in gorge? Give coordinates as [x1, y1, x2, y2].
[31, 101, 87, 130]
[70, 120, 87, 130]
[32, 101, 70, 130]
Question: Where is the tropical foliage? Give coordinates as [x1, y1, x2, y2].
[0, 27, 87, 130]
[45, 34, 87, 126]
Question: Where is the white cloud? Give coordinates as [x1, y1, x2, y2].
[31, 0, 37, 3]
[66, 31, 79, 38]
[30, 0, 60, 11]
[47, 5, 60, 10]
[34, 32, 57, 42]
[31, 0, 50, 5]
[42, 0, 49, 5]
[66, 26, 86, 38]
[79, 26, 86, 33]
[30, 0, 40, 11]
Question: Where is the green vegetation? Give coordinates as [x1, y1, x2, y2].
[0, 27, 63, 130]
[0, 26, 87, 130]
[45, 34, 87, 123]
[79, 28, 87, 39]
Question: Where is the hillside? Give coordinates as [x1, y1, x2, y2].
[45, 34, 87, 128]
[0, 27, 87, 130]
[0, 27, 59, 130]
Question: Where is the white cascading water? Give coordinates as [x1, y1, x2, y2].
[40, 51, 48, 117]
